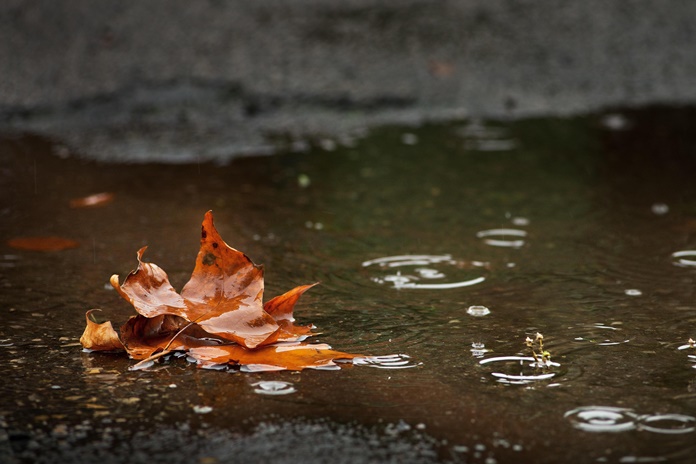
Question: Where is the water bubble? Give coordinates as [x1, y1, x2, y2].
[624, 289, 642, 296]
[601, 113, 630, 131]
[251, 381, 297, 396]
[319, 139, 337, 151]
[564, 406, 638, 432]
[401, 133, 418, 145]
[671, 250, 696, 268]
[467, 305, 491, 317]
[362, 254, 487, 290]
[193, 405, 213, 414]
[479, 356, 560, 384]
[353, 354, 419, 369]
[297, 174, 311, 188]
[476, 229, 527, 248]
[651, 203, 669, 215]
[638, 414, 696, 434]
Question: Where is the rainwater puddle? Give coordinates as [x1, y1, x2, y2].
[3, 107, 696, 463]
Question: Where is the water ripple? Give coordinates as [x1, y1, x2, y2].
[479, 356, 561, 384]
[353, 354, 420, 369]
[362, 254, 488, 290]
[251, 381, 297, 396]
[565, 406, 638, 432]
[671, 250, 696, 268]
[476, 229, 527, 248]
[565, 406, 696, 434]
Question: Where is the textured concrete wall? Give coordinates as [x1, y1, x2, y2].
[2, 0, 696, 161]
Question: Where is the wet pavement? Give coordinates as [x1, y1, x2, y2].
[2, 106, 696, 462]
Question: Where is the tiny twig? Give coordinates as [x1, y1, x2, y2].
[129, 319, 199, 370]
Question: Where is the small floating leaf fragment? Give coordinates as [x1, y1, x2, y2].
[8, 236, 79, 251]
[70, 192, 114, 208]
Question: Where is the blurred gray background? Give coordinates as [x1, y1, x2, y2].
[2, 0, 695, 162]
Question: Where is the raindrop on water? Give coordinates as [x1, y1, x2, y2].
[476, 229, 527, 248]
[467, 305, 491, 317]
[363, 254, 487, 290]
[564, 406, 638, 432]
[671, 250, 696, 268]
[479, 356, 560, 384]
[638, 414, 696, 434]
[651, 203, 669, 215]
[251, 381, 297, 396]
[353, 354, 419, 369]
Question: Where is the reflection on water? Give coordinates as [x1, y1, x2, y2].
[2, 108, 696, 462]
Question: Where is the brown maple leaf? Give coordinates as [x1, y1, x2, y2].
[82, 211, 360, 371]
[111, 211, 312, 350]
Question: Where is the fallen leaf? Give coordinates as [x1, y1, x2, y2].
[81, 211, 365, 371]
[70, 192, 114, 208]
[80, 310, 123, 352]
[8, 237, 79, 251]
[111, 212, 281, 349]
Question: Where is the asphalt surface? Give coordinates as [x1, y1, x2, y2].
[1, 1, 695, 160]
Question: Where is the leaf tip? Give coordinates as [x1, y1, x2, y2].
[136, 246, 148, 261]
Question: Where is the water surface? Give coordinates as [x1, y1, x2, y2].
[1, 107, 696, 463]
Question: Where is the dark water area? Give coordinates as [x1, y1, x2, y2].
[1, 106, 696, 463]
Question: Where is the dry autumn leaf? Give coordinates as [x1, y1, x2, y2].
[81, 211, 362, 371]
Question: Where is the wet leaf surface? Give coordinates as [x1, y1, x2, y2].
[79, 310, 123, 352]
[83, 211, 360, 370]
